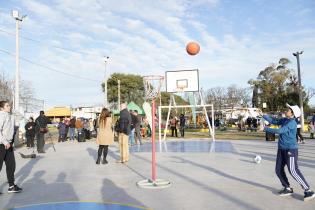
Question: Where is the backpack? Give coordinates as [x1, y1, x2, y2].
[114, 118, 120, 132]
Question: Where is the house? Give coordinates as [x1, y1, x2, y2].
[45, 107, 71, 122]
[71, 106, 102, 119]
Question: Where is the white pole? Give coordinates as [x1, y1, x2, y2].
[199, 90, 214, 140]
[14, 18, 20, 113]
[118, 79, 121, 108]
[159, 106, 162, 152]
[212, 104, 215, 139]
[163, 97, 172, 141]
[104, 56, 109, 107]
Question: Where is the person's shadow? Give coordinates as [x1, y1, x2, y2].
[86, 147, 97, 161]
[4, 171, 79, 209]
[101, 178, 147, 208]
[0, 155, 42, 193]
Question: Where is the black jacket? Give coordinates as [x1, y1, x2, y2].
[118, 109, 131, 135]
[25, 122, 36, 137]
[35, 115, 51, 133]
[180, 116, 186, 127]
[131, 114, 138, 130]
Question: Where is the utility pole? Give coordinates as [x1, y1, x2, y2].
[103, 56, 109, 107]
[12, 10, 26, 114]
[118, 79, 121, 109]
[293, 51, 304, 131]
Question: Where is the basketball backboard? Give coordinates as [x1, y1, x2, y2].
[165, 69, 199, 93]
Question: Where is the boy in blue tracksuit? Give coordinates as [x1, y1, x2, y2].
[263, 104, 315, 201]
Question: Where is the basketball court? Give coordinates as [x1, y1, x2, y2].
[1, 139, 315, 210]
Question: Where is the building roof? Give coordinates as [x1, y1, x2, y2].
[45, 107, 71, 117]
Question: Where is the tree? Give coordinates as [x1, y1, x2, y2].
[205, 85, 250, 109]
[305, 87, 315, 103]
[206, 87, 226, 109]
[0, 75, 39, 112]
[104, 73, 145, 108]
[226, 85, 251, 108]
[0, 74, 12, 101]
[20, 81, 37, 112]
[248, 58, 310, 112]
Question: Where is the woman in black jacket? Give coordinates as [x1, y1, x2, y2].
[25, 117, 36, 148]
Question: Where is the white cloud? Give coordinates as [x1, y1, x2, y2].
[1, 0, 315, 106]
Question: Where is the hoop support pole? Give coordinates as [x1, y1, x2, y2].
[151, 99, 156, 181]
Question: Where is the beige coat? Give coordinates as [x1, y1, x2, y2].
[96, 117, 114, 145]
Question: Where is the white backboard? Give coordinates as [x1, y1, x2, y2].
[165, 69, 199, 93]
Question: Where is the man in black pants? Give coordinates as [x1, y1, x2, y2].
[35, 111, 51, 153]
[0, 100, 22, 193]
[179, 114, 186, 137]
[134, 110, 142, 145]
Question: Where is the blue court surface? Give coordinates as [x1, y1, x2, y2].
[129, 140, 234, 153]
[9, 202, 148, 210]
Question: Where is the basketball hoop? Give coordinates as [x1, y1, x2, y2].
[143, 75, 164, 100]
[174, 85, 187, 93]
[138, 75, 171, 189]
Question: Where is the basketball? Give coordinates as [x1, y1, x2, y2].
[186, 42, 200, 56]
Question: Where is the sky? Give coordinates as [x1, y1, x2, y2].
[0, 0, 314, 108]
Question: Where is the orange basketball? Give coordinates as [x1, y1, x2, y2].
[186, 42, 200, 56]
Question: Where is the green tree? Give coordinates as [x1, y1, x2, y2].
[103, 73, 145, 107]
[248, 58, 309, 112]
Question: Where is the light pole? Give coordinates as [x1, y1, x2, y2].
[12, 10, 26, 114]
[103, 56, 109, 107]
[293, 51, 304, 131]
[117, 79, 121, 109]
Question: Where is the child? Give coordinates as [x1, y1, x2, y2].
[263, 104, 315, 201]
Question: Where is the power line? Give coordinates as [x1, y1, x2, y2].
[0, 48, 102, 83]
[0, 28, 106, 57]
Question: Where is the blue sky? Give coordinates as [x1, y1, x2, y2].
[0, 0, 314, 108]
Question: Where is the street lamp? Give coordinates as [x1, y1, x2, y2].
[103, 56, 109, 107]
[293, 51, 304, 130]
[11, 10, 26, 114]
[111, 75, 121, 109]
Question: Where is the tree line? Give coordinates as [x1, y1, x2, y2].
[0, 73, 39, 112]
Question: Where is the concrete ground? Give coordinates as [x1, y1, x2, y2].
[0, 138, 315, 210]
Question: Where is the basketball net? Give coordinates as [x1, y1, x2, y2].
[143, 75, 164, 100]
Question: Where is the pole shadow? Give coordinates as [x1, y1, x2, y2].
[132, 154, 262, 210]
[101, 178, 148, 209]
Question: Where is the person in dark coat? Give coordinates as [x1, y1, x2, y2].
[252, 117, 258, 132]
[69, 117, 76, 140]
[24, 117, 36, 148]
[117, 103, 131, 163]
[57, 118, 67, 142]
[246, 117, 252, 131]
[35, 111, 51, 153]
[134, 110, 142, 145]
[179, 114, 186, 137]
